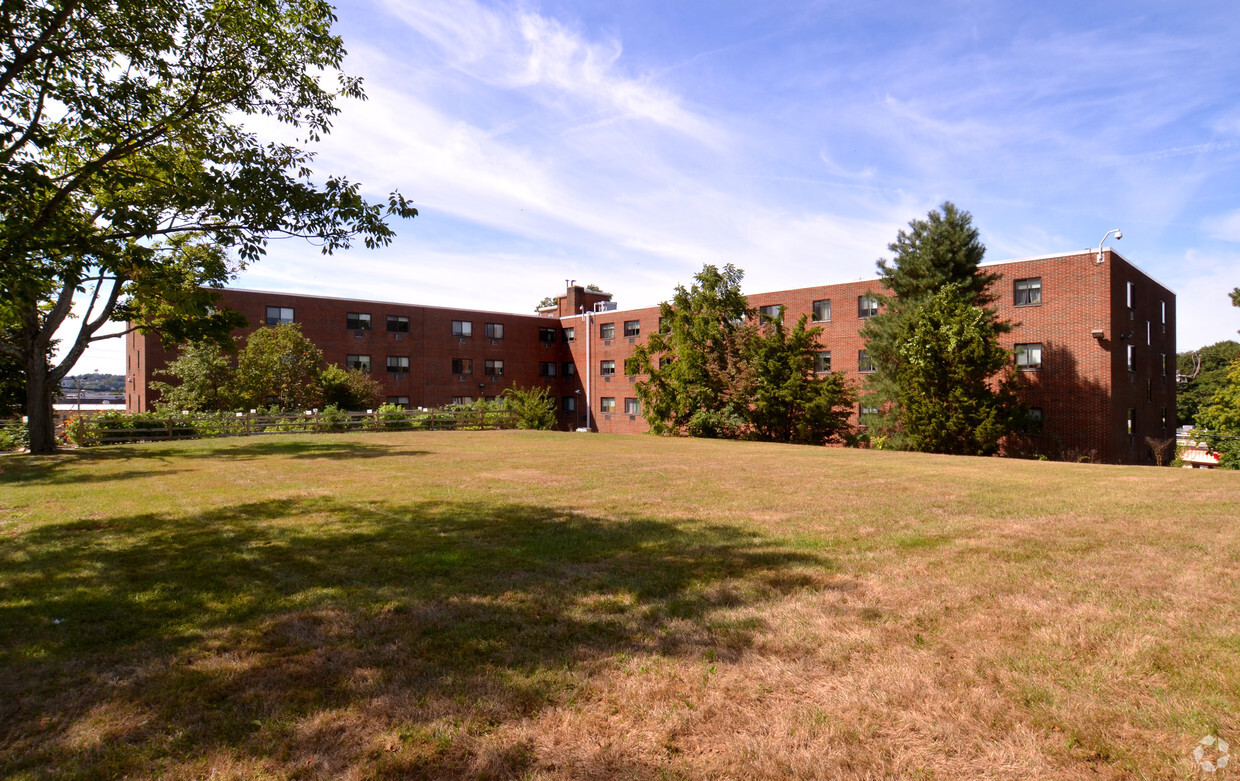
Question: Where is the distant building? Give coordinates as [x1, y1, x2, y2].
[127, 249, 1176, 464]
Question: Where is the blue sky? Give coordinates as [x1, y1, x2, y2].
[71, 0, 1240, 373]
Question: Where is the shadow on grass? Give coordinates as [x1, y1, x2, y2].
[0, 497, 843, 778]
[0, 439, 423, 486]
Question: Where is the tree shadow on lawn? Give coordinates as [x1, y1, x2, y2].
[0, 439, 424, 486]
[0, 497, 847, 778]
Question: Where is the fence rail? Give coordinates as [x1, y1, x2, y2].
[13, 408, 521, 448]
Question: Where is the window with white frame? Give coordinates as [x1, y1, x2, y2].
[563, 327, 575, 342]
[600, 397, 616, 413]
[624, 320, 640, 337]
[451, 320, 472, 337]
[812, 299, 831, 321]
[1014, 277, 1042, 306]
[1127, 344, 1136, 372]
[600, 360, 615, 376]
[1126, 281, 1136, 309]
[346, 312, 371, 330]
[625, 397, 640, 415]
[1014, 343, 1042, 369]
[484, 359, 504, 376]
[600, 322, 615, 339]
[347, 354, 371, 373]
[816, 352, 832, 372]
[858, 295, 879, 318]
[485, 322, 504, 339]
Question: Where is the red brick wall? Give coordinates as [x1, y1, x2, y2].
[129, 251, 1176, 463]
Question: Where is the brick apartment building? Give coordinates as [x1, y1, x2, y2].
[126, 248, 1177, 464]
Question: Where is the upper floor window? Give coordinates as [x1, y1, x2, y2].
[624, 320, 640, 337]
[563, 327, 575, 342]
[387, 356, 409, 373]
[758, 304, 782, 322]
[600, 397, 616, 413]
[451, 320, 472, 337]
[452, 358, 472, 375]
[562, 362, 576, 377]
[562, 396, 576, 412]
[812, 299, 831, 322]
[485, 322, 504, 339]
[1126, 281, 1136, 309]
[539, 361, 557, 377]
[484, 359, 504, 376]
[858, 350, 874, 373]
[346, 312, 371, 330]
[600, 360, 615, 376]
[600, 322, 615, 340]
[347, 355, 371, 373]
[1014, 278, 1041, 306]
[1160, 300, 1166, 327]
[816, 352, 832, 373]
[266, 306, 294, 325]
[858, 295, 879, 318]
[1015, 343, 1042, 370]
[1127, 344, 1136, 372]
[387, 315, 409, 333]
[539, 328, 557, 343]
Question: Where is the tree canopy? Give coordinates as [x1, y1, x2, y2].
[1177, 341, 1240, 427]
[860, 202, 1016, 451]
[633, 264, 855, 444]
[0, 0, 416, 451]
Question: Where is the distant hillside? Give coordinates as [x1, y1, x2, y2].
[63, 373, 125, 393]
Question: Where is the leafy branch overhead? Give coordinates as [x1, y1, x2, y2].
[0, 0, 417, 452]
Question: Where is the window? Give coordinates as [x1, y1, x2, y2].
[625, 397, 640, 415]
[452, 396, 473, 406]
[485, 323, 504, 339]
[624, 357, 640, 376]
[1127, 408, 1136, 436]
[812, 299, 831, 322]
[1161, 407, 1168, 431]
[347, 354, 371, 373]
[387, 356, 409, 373]
[1126, 281, 1136, 309]
[1161, 353, 1167, 377]
[386, 315, 409, 333]
[859, 403, 880, 427]
[816, 352, 832, 373]
[484, 359, 504, 376]
[658, 356, 672, 369]
[758, 304, 782, 322]
[624, 320, 640, 337]
[346, 312, 371, 330]
[1014, 343, 1042, 370]
[266, 306, 294, 325]
[1028, 407, 1044, 435]
[600, 360, 615, 376]
[658, 317, 668, 333]
[562, 362, 576, 377]
[600, 322, 615, 340]
[600, 397, 616, 413]
[563, 327, 575, 342]
[858, 295, 878, 318]
[858, 350, 874, 373]
[539, 328, 557, 343]
[386, 396, 410, 407]
[452, 358, 472, 375]
[1160, 300, 1166, 330]
[1146, 379, 1152, 403]
[1127, 344, 1136, 372]
[563, 396, 576, 411]
[539, 361, 557, 377]
[1146, 321, 1151, 346]
[1014, 278, 1042, 306]
[451, 320, 472, 337]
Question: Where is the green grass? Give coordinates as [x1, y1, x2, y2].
[2, 431, 1239, 779]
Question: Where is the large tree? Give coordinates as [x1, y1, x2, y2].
[232, 324, 325, 411]
[889, 283, 1018, 455]
[1177, 341, 1240, 427]
[860, 202, 1014, 450]
[0, 0, 416, 452]
[633, 265, 854, 444]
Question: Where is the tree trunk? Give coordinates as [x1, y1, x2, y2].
[25, 350, 56, 454]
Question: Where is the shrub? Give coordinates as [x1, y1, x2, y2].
[501, 386, 556, 430]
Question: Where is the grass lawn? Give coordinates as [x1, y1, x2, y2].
[2, 431, 1239, 779]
